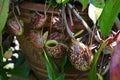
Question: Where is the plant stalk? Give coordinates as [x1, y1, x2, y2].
[67, 3, 100, 42]
[62, 5, 74, 38]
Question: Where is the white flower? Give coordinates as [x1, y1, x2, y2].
[6, 72, 12, 77]
[13, 36, 20, 50]
[8, 58, 12, 61]
[3, 63, 14, 69]
[3, 57, 7, 62]
[9, 47, 15, 51]
[12, 53, 19, 59]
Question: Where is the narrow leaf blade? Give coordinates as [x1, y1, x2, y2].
[79, 0, 88, 11]
[100, 0, 120, 38]
[97, 73, 103, 80]
[90, 0, 105, 8]
[0, 0, 9, 33]
[88, 40, 107, 80]
[0, 46, 3, 66]
[8, 67, 30, 77]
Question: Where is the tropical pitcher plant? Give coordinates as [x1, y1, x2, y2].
[0, 0, 120, 80]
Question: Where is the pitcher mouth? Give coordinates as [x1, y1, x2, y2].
[45, 40, 58, 48]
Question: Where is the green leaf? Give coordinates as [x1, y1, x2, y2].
[54, 55, 67, 80]
[79, 0, 88, 11]
[42, 49, 59, 80]
[0, 74, 2, 80]
[8, 67, 30, 77]
[88, 40, 107, 80]
[0, 0, 9, 45]
[0, 46, 3, 66]
[0, 34, 2, 46]
[48, 0, 58, 8]
[62, 0, 69, 5]
[42, 49, 66, 80]
[0, 0, 9, 33]
[90, 0, 105, 8]
[14, 50, 26, 68]
[0, 70, 8, 80]
[97, 73, 103, 80]
[100, 0, 120, 38]
[56, 73, 65, 80]
[46, 62, 53, 80]
[61, 55, 67, 73]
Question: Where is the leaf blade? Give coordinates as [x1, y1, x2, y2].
[0, 46, 3, 67]
[8, 67, 30, 78]
[100, 0, 120, 38]
[79, 0, 88, 11]
[88, 40, 107, 80]
[90, 0, 105, 8]
[0, 0, 9, 33]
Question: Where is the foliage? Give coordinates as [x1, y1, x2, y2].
[88, 40, 107, 80]
[97, 73, 103, 80]
[0, 0, 9, 33]
[100, 0, 120, 38]
[0, 50, 30, 80]
[0, 0, 120, 80]
[90, 0, 105, 8]
[0, 46, 3, 66]
[42, 49, 67, 80]
[0, 0, 9, 44]
[79, 0, 88, 11]
[0, 1, 9, 79]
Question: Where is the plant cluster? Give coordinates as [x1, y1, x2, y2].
[0, 0, 120, 80]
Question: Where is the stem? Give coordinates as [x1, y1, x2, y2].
[50, 8, 54, 33]
[98, 53, 104, 74]
[73, 29, 84, 38]
[90, 24, 96, 45]
[96, 30, 102, 41]
[115, 17, 120, 30]
[15, 5, 21, 15]
[67, 4, 91, 34]
[101, 63, 110, 75]
[68, 7, 74, 26]
[44, 0, 47, 18]
[35, 11, 44, 17]
[62, 5, 74, 38]
[67, 3, 100, 42]
[12, 4, 22, 29]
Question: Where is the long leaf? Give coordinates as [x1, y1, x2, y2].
[0, 0, 9, 45]
[56, 73, 65, 80]
[55, 55, 67, 80]
[100, 0, 120, 38]
[42, 49, 59, 80]
[46, 62, 53, 80]
[88, 40, 107, 80]
[42, 48, 66, 80]
[61, 55, 67, 73]
[90, 0, 105, 8]
[41, 51, 53, 80]
[0, 46, 3, 67]
[0, 0, 9, 32]
[79, 0, 88, 11]
[97, 73, 103, 80]
[48, 0, 58, 8]
[14, 50, 26, 68]
[0, 75, 2, 80]
[8, 67, 30, 78]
